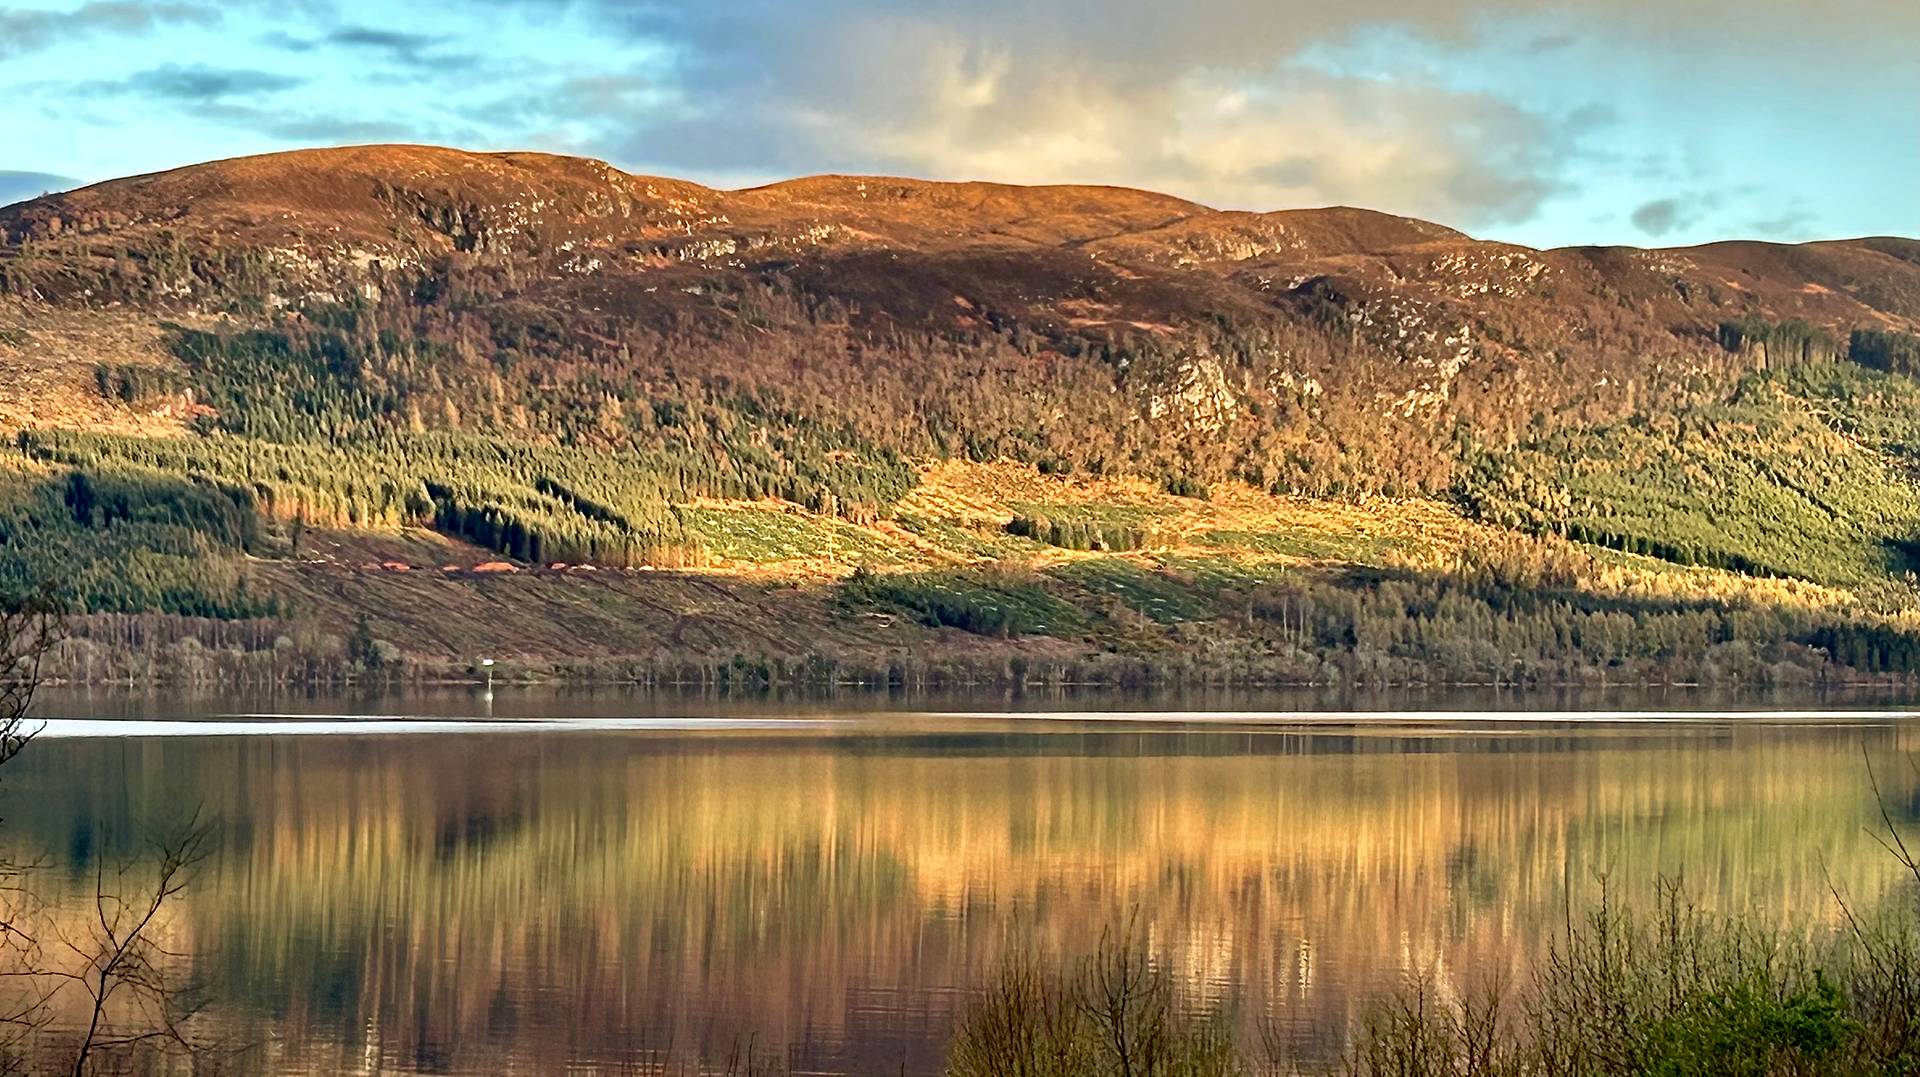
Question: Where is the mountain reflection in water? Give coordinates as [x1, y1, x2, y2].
[4, 691, 1917, 1076]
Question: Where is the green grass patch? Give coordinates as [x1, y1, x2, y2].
[684, 507, 901, 564]
[1045, 556, 1299, 625]
[893, 513, 1035, 559]
[1196, 528, 1404, 562]
[1047, 558, 1217, 624]
[1158, 554, 1295, 591]
[1005, 502, 1174, 528]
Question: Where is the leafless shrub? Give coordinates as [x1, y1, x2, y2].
[50, 816, 213, 1076]
[948, 949, 1093, 1077]
[0, 588, 66, 771]
[1341, 975, 1515, 1077]
[1250, 749, 1920, 1077]
[949, 916, 1240, 1077]
[0, 592, 221, 1074]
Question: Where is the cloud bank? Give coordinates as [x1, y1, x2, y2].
[506, 0, 1915, 234]
[568, 0, 1621, 227]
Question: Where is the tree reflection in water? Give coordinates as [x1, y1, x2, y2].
[1, 704, 1915, 1076]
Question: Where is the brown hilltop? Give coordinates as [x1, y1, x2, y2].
[736, 174, 1204, 245]
[2, 143, 1477, 265]
[2, 145, 719, 249]
[8, 143, 1906, 294]
[7, 143, 1919, 343]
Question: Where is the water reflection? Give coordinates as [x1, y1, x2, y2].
[3, 696, 1918, 1075]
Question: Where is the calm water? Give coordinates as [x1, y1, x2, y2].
[6, 688, 1920, 1075]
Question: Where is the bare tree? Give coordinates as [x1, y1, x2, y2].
[0, 589, 67, 1072]
[0, 589, 65, 769]
[0, 591, 217, 1074]
[1080, 919, 1174, 1077]
[55, 819, 212, 1077]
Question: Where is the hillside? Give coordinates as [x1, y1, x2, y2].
[6, 145, 1920, 687]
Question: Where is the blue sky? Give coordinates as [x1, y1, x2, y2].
[3, 0, 1915, 248]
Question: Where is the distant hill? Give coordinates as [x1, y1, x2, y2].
[5, 145, 1920, 687]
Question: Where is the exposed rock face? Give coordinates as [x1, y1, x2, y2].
[1147, 357, 1238, 432]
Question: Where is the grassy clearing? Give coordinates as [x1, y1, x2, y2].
[682, 505, 902, 566]
[1048, 558, 1221, 623]
[891, 511, 1038, 560]
[1044, 556, 1296, 625]
[1196, 527, 1408, 562]
[1006, 501, 1177, 529]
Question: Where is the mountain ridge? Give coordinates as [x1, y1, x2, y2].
[7, 143, 1907, 260]
[9, 144, 1917, 344]
[8, 145, 1920, 686]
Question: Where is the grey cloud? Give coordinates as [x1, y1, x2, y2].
[1249, 158, 1322, 190]
[173, 97, 484, 149]
[0, 171, 77, 207]
[54, 64, 304, 129]
[445, 0, 1689, 229]
[0, 2, 215, 57]
[118, 64, 305, 101]
[460, 73, 662, 137]
[260, 29, 314, 52]
[59, 65, 402, 145]
[1631, 198, 1688, 237]
[159, 98, 463, 144]
[34, 22, 487, 152]
[264, 24, 475, 73]
[524, 0, 1920, 80]
[327, 27, 445, 57]
[259, 114, 431, 143]
[1630, 189, 1757, 240]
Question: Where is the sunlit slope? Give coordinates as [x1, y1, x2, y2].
[7, 147, 1920, 682]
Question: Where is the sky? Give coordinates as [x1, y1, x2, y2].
[1, 0, 1915, 248]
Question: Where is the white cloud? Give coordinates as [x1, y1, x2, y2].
[513, 0, 1912, 238]
[567, 5, 1615, 228]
